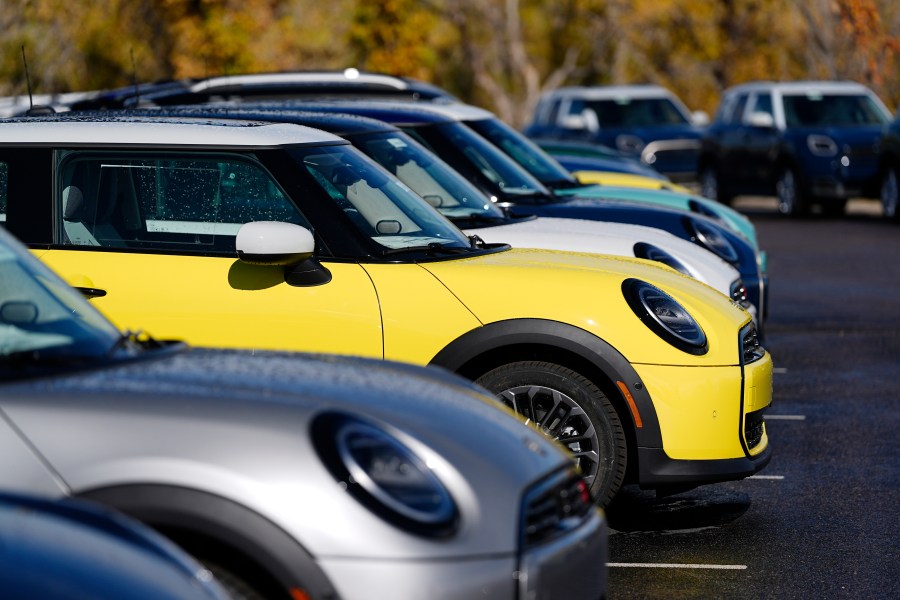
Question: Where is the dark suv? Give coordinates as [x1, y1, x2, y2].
[698, 81, 892, 216]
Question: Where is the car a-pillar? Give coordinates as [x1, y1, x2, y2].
[429, 318, 663, 507]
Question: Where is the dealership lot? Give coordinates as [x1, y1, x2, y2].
[605, 198, 900, 599]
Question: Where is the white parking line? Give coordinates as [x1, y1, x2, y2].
[607, 563, 747, 570]
[747, 475, 785, 480]
[765, 415, 806, 420]
[773, 367, 788, 374]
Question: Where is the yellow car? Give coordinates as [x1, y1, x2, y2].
[0, 116, 772, 505]
[573, 170, 695, 193]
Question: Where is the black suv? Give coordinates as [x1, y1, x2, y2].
[698, 81, 892, 216]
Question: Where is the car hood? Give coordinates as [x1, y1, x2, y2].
[461, 217, 740, 294]
[422, 247, 751, 366]
[0, 348, 571, 558]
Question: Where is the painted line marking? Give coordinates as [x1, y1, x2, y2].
[773, 367, 788, 374]
[747, 475, 785, 480]
[607, 563, 747, 570]
[765, 414, 806, 420]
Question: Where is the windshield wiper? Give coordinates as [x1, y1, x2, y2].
[107, 329, 165, 357]
[381, 242, 473, 257]
[450, 213, 508, 228]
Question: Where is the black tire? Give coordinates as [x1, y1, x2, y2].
[775, 166, 809, 217]
[475, 361, 627, 507]
[882, 167, 900, 222]
[819, 198, 847, 218]
[699, 164, 733, 205]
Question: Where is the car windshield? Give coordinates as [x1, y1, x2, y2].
[579, 97, 691, 127]
[407, 122, 550, 198]
[288, 144, 471, 251]
[0, 227, 121, 374]
[782, 93, 890, 127]
[465, 118, 578, 186]
[350, 131, 506, 222]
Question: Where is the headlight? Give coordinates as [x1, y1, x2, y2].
[807, 134, 838, 157]
[312, 412, 458, 537]
[622, 278, 708, 355]
[730, 279, 750, 308]
[633, 242, 691, 276]
[687, 199, 725, 224]
[684, 217, 740, 264]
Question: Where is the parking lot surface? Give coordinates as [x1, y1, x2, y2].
[605, 198, 900, 599]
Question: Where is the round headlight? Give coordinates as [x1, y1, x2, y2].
[622, 278, 708, 355]
[687, 199, 725, 223]
[684, 217, 740, 264]
[312, 413, 458, 537]
[633, 242, 692, 276]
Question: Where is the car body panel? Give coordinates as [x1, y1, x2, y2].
[38, 249, 385, 357]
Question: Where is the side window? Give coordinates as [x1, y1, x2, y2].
[56, 153, 310, 253]
[728, 94, 750, 124]
[749, 93, 773, 117]
[0, 161, 7, 225]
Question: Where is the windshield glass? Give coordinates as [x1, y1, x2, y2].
[782, 93, 890, 127]
[289, 144, 471, 250]
[579, 97, 691, 127]
[0, 227, 121, 373]
[409, 123, 549, 198]
[351, 131, 505, 221]
[465, 118, 578, 186]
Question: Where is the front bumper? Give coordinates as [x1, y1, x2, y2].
[629, 349, 773, 489]
[317, 509, 608, 600]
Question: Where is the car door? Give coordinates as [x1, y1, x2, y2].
[35, 150, 384, 358]
[712, 91, 752, 185]
[740, 91, 780, 186]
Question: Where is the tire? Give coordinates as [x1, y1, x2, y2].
[775, 166, 808, 217]
[819, 198, 848, 217]
[882, 167, 900, 222]
[699, 165, 733, 205]
[475, 361, 627, 507]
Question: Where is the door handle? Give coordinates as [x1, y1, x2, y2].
[75, 287, 107, 299]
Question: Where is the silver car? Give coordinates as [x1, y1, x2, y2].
[0, 226, 607, 600]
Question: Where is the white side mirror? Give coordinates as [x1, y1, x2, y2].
[236, 221, 315, 266]
[747, 112, 775, 129]
[691, 110, 710, 126]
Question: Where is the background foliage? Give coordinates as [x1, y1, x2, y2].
[2, 0, 898, 125]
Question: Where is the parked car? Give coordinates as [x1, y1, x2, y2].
[0, 491, 231, 600]
[698, 80, 893, 216]
[281, 100, 767, 321]
[523, 85, 709, 181]
[0, 225, 607, 600]
[0, 115, 773, 507]
[67, 70, 459, 110]
[533, 138, 670, 180]
[137, 105, 751, 313]
[877, 110, 900, 221]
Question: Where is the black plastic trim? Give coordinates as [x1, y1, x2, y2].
[428, 318, 663, 449]
[78, 484, 340, 600]
[636, 443, 772, 488]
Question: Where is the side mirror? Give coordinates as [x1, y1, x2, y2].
[236, 221, 315, 266]
[747, 112, 775, 129]
[691, 110, 710, 126]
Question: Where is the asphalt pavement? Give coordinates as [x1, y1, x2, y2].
[604, 198, 900, 599]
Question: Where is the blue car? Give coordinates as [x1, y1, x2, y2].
[698, 81, 893, 217]
[877, 110, 900, 222]
[523, 85, 709, 182]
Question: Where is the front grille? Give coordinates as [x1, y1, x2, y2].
[745, 409, 766, 449]
[521, 467, 594, 549]
[741, 323, 765, 364]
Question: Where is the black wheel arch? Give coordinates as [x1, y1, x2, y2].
[429, 318, 664, 474]
[77, 484, 340, 600]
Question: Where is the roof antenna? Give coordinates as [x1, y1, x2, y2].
[20, 45, 54, 116]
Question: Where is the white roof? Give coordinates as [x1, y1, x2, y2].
[191, 70, 411, 93]
[0, 117, 344, 147]
[543, 85, 678, 100]
[725, 80, 877, 96]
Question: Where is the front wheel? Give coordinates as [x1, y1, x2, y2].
[475, 361, 627, 507]
[699, 165, 733, 205]
[775, 167, 809, 217]
[882, 167, 900, 222]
